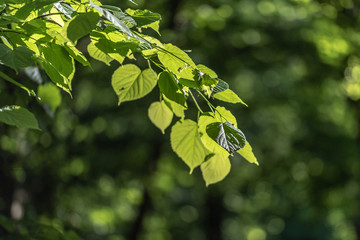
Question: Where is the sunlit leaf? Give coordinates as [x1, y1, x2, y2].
[201, 154, 231, 186]
[111, 64, 157, 105]
[171, 119, 210, 173]
[0, 105, 40, 130]
[87, 42, 113, 66]
[237, 142, 259, 165]
[148, 101, 173, 134]
[213, 89, 248, 106]
[206, 121, 246, 154]
[158, 44, 196, 80]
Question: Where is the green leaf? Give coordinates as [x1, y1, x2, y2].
[65, 12, 100, 42]
[125, 8, 161, 33]
[125, 9, 161, 27]
[198, 107, 237, 157]
[197, 64, 218, 78]
[0, 105, 40, 130]
[237, 142, 259, 165]
[0, 4, 6, 12]
[213, 78, 229, 93]
[0, 70, 36, 96]
[111, 64, 157, 105]
[201, 154, 231, 186]
[206, 121, 246, 154]
[39, 43, 74, 93]
[158, 44, 196, 79]
[170, 119, 210, 173]
[163, 95, 186, 118]
[148, 101, 173, 134]
[64, 43, 91, 67]
[158, 71, 187, 107]
[0, 44, 34, 72]
[213, 89, 248, 106]
[38, 83, 62, 112]
[87, 42, 113, 66]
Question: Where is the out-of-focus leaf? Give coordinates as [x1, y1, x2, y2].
[0, 105, 40, 130]
[38, 83, 62, 112]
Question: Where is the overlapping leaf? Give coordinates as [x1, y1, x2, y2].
[148, 101, 173, 134]
[206, 121, 246, 154]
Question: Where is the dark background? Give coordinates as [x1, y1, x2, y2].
[1, 0, 360, 239]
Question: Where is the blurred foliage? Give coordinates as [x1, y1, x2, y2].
[1, 0, 360, 239]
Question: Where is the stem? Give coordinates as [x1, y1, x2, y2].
[196, 90, 229, 122]
[189, 90, 203, 114]
[0, 71, 36, 97]
[32, 12, 65, 20]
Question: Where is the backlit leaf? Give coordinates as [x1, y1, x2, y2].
[158, 44, 196, 80]
[171, 119, 210, 173]
[237, 142, 259, 165]
[111, 64, 157, 105]
[213, 89, 248, 106]
[201, 154, 231, 186]
[87, 42, 113, 66]
[38, 83, 62, 113]
[148, 101, 173, 134]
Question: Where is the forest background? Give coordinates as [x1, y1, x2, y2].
[1, 0, 360, 240]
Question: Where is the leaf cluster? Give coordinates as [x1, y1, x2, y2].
[0, 0, 257, 185]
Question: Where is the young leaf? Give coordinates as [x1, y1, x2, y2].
[65, 12, 100, 42]
[37, 83, 62, 113]
[206, 121, 246, 154]
[148, 101, 173, 134]
[0, 44, 34, 72]
[201, 154, 231, 186]
[237, 142, 259, 165]
[158, 71, 187, 107]
[213, 89, 248, 106]
[158, 44, 196, 80]
[111, 64, 157, 105]
[0, 105, 40, 130]
[171, 119, 210, 173]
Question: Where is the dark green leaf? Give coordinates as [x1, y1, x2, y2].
[158, 71, 187, 107]
[206, 121, 246, 154]
[0, 44, 34, 72]
[0, 105, 40, 130]
[66, 12, 100, 42]
[212, 79, 229, 93]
